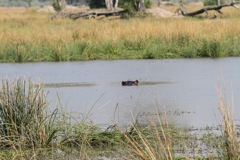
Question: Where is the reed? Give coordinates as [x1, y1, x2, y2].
[0, 78, 58, 149]
[0, 77, 125, 159]
[217, 87, 240, 159]
[123, 112, 174, 160]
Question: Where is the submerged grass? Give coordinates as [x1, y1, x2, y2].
[1, 7, 240, 62]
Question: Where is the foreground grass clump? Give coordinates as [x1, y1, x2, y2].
[1, 7, 240, 62]
[0, 78, 125, 159]
[217, 87, 240, 159]
[0, 78, 58, 149]
[123, 114, 174, 160]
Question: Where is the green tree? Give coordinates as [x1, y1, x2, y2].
[87, 0, 105, 8]
[203, 0, 224, 6]
[52, 0, 62, 12]
[87, 0, 151, 12]
[118, 0, 151, 12]
[23, 0, 32, 7]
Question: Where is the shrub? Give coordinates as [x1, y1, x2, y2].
[87, 0, 105, 8]
[52, 0, 62, 12]
[119, 0, 151, 11]
[203, 0, 217, 6]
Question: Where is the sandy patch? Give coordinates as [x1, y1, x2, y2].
[37, 5, 56, 13]
[146, 7, 183, 18]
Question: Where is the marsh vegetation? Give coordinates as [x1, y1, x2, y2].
[0, 78, 239, 159]
[0, 5, 240, 62]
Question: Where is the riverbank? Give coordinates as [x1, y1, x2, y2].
[0, 6, 240, 62]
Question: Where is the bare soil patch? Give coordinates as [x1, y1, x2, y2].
[146, 7, 183, 18]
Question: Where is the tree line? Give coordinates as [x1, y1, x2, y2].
[1, 0, 151, 11]
[0, 0, 87, 7]
[88, 0, 151, 11]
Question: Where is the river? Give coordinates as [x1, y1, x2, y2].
[1, 58, 240, 128]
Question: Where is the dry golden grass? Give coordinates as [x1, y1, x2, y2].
[0, 5, 240, 61]
[0, 6, 239, 43]
[123, 115, 173, 160]
[217, 87, 240, 159]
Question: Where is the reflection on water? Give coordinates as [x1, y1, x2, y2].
[0, 58, 240, 128]
[43, 82, 96, 88]
[42, 81, 174, 88]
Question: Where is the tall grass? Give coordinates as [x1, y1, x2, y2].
[0, 7, 240, 62]
[0, 78, 58, 149]
[217, 87, 240, 159]
[123, 112, 174, 160]
[0, 77, 126, 159]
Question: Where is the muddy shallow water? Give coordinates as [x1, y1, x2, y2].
[1, 58, 240, 128]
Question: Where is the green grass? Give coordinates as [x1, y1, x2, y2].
[1, 35, 240, 62]
[0, 78, 58, 149]
[1, 37, 240, 62]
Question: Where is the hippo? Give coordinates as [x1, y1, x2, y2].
[122, 80, 139, 86]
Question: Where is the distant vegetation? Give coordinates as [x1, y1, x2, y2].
[1, 0, 151, 7]
[0, 5, 240, 62]
[0, 0, 87, 7]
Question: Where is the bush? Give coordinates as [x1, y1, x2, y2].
[52, 0, 62, 12]
[118, 0, 151, 16]
[144, 0, 151, 8]
[87, 0, 105, 8]
[87, 0, 151, 11]
[203, 0, 217, 6]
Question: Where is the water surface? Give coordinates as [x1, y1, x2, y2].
[1, 58, 240, 128]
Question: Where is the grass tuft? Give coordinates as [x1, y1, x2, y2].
[123, 112, 174, 160]
[217, 87, 240, 159]
[0, 78, 58, 149]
